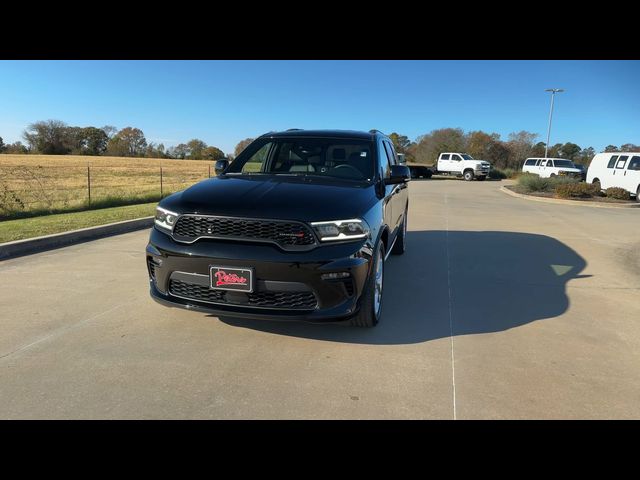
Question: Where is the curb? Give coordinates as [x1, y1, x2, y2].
[0, 216, 154, 261]
[499, 186, 640, 209]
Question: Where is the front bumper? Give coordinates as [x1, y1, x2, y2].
[146, 227, 374, 323]
[474, 167, 490, 176]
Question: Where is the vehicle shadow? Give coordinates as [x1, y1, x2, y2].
[217, 231, 588, 345]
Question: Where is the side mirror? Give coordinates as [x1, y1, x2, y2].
[385, 165, 411, 185]
[214, 158, 230, 175]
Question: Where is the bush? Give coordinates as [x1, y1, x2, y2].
[489, 167, 519, 180]
[605, 187, 630, 200]
[554, 182, 601, 199]
[488, 168, 506, 179]
[517, 173, 552, 192]
[517, 173, 580, 193]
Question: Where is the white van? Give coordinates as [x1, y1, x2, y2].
[522, 158, 582, 179]
[586, 152, 640, 200]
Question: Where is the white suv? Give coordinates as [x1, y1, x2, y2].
[522, 158, 582, 179]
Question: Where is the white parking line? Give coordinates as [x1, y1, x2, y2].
[444, 193, 457, 420]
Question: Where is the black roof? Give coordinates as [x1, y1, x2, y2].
[260, 129, 384, 140]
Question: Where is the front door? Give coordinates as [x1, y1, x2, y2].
[624, 155, 640, 194]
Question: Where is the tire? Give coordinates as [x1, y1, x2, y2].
[463, 170, 474, 181]
[477, 175, 487, 181]
[636, 185, 640, 203]
[392, 208, 407, 255]
[550, 173, 557, 178]
[350, 241, 385, 328]
[425, 170, 433, 179]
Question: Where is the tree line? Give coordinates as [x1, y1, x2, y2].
[0, 120, 229, 161]
[2, 121, 637, 168]
[388, 129, 639, 170]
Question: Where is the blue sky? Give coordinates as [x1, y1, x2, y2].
[0, 60, 638, 154]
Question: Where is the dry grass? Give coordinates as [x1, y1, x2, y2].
[0, 154, 214, 219]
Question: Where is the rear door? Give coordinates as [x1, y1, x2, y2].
[438, 153, 452, 172]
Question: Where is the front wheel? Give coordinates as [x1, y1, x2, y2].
[463, 170, 474, 181]
[350, 241, 385, 328]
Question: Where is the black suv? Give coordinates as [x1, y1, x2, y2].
[146, 129, 410, 327]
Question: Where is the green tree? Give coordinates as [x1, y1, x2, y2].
[83, 127, 109, 155]
[620, 143, 640, 152]
[559, 142, 581, 160]
[4, 141, 28, 154]
[604, 145, 619, 152]
[531, 142, 547, 157]
[187, 139, 207, 159]
[202, 146, 226, 160]
[388, 132, 413, 153]
[171, 144, 189, 159]
[107, 127, 147, 157]
[23, 119, 71, 154]
[0, 136, 4, 153]
[234, 138, 254, 157]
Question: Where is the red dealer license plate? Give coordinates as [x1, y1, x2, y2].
[209, 266, 254, 293]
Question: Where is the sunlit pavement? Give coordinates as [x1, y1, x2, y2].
[1, 179, 639, 419]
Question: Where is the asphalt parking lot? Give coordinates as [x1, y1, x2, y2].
[1, 179, 639, 419]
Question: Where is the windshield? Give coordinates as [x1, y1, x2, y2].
[461, 154, 474, 160]
[554, 160, 575, 168]
[226, 138, 375, 181]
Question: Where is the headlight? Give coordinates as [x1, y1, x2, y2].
[311, 219, 369, 242]
[155, 206, 179, 232]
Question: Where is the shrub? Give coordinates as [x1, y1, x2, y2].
[554, 182, 601, 199]
[489, 167, 520, 180]
[518, 173, 552, 192]
[488, 168, 506, 179]
[605, 187, 630, 200]
[518, 173, 580, 193]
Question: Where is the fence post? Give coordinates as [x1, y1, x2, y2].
[87, 166, 91, 206]
[160, 167, 163, 199]
[208, 165, 211, 178]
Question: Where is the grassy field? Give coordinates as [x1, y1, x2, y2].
[0, 202, 157, 243]
[0, 154, 213, 219]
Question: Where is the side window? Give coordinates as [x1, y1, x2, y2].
[242, 142, 272, 173]
[547, 160, 554, 167]
[616, 156, 629, 169]
[607, 155, 619, 168]
[451, 154, 462, 161]
[525, 159, 536, 166]
[383, 141, 397, 166]
[441, 154, 450, 160]
[379, 141, 391, 178]
[628, 156, 640, 171]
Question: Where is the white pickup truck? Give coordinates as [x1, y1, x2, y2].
[435, 153, 491, 181]
[397, 152, 491, 181]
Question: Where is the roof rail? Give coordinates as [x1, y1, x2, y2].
[369, 129, 385, 135]
[286, 128, 303, 131]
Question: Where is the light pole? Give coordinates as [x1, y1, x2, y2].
[544, 88, 564, 158]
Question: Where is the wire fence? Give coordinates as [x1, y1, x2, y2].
[0, 163, 213, 219]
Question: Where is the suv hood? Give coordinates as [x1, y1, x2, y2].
[468, 160, 491, 167]
[160, 175, 379, 223]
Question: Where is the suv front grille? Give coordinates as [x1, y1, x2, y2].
[172, 215, 316, 249]
[169, 279, 318, 310]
